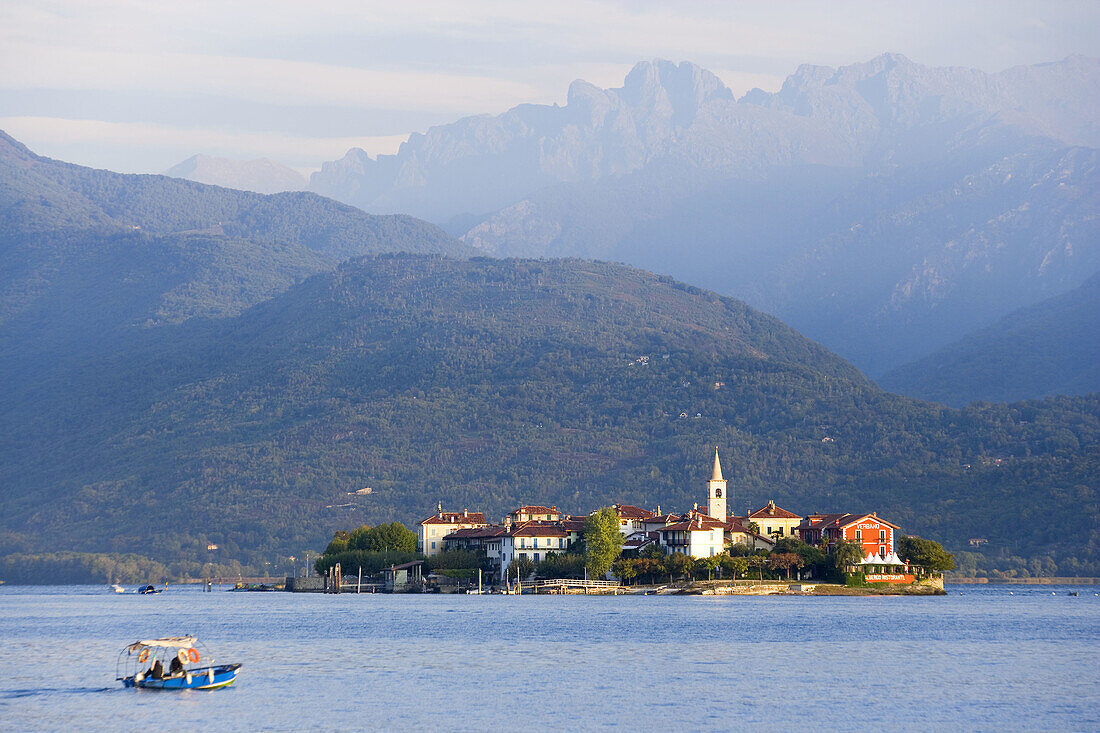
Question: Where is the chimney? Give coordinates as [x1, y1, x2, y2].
[697, 516, 702, 528]
[657, 505, 661, 515]
[463, 509, 468, 518]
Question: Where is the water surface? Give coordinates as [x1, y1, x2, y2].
[1, 584, 1096, 731]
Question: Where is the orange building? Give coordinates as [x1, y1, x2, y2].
[798, 512, 900, 558]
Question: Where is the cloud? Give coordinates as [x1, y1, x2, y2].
[3, 43, 544, 115]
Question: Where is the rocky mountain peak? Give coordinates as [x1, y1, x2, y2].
[617, 59, 733, 126]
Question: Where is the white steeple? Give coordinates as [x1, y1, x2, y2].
[707, 446, 727, 519]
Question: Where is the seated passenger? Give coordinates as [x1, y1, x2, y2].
[170, 656, 183, 676]
[150, 659, 165, 679]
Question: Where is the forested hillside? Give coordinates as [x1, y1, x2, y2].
[0, 130, 466, 378]
[880, 273, 1100, 405]
[2, 255, 1097, 576]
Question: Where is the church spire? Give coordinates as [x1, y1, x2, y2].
[707, 446, 727, 520]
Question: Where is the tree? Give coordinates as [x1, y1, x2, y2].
[511, 556, 535, 583]
[728, 555, 749, 579]
[584, 507, 623, 578]
[832, 539, 863, 571]
[612, 558, 638, 584]
[898, 536, 956, 572]
[747, 554, 767, 580]
[767, 552, 804, 579]
[666, 552, 692, 580]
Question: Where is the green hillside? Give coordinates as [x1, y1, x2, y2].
[2, 255, 1097, 575]
[0, 130, 466, 376]
[880, 273, 1100, 405]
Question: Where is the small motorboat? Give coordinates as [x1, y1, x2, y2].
[117, 636, 242, 691]
[138, 584, 161, 594]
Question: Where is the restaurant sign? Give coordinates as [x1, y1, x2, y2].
[865, 573, 914, 583]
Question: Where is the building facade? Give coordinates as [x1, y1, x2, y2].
[418, 509, 487, 557]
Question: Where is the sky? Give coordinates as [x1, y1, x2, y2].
[2, 0, 1098, 175]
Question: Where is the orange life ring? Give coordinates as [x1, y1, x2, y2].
[187, 648, 200, 663]
[138, 649, 149, 663]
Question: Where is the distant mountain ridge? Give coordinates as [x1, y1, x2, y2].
[880, 272, 1100, 405]
[165, 154, 307, 194]
[308, 55, 1100, 378]
[0, 130, 467, 377]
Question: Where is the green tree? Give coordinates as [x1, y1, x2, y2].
[612, 558, 638, 584]
[832, 539, 863, 571]
[747, 554, 766, 580]
[898, 535, 956, 572]
[584, 507, 623, 578]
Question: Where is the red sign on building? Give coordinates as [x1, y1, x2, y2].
[865, 573, 915, 583]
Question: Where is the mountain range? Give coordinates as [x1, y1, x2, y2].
[165, 154, 307, 195]
[880, 273, 1100, 405]
[301, 54, 1100, 380]
[1, 133, 1098, 577]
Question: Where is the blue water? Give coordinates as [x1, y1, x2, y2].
[0, 585, 1097, 731]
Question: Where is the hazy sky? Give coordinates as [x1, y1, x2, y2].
[3, 0, 1098, 174]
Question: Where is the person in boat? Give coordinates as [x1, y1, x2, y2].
[149, 658, 166, 679]
[169, 655, 184, 677]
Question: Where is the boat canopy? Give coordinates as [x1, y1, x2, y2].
[126, 636, 197, 653]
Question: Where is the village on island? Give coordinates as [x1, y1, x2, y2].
[291, 448, 951, 595]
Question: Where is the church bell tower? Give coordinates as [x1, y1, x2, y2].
[707, 447, 727, 519]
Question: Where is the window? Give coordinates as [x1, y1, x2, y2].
[715, 488, 722, 498]
[431, 541, 436, 549]
[533, 553, 539, 562]
[854, 530, 862, 540]
[558, 539, 564, 548]
[879, 529, 886, 541]
[879, 545, 886, 557]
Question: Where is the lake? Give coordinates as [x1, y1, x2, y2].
[1, 584, 1097, 731]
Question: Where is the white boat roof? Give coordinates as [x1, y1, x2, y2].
[126, 636, 197, 652]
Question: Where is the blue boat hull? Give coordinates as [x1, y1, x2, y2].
[124, 663, 241, 690]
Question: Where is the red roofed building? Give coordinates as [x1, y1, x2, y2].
[507, 505, 561, 523]
[418, 507, 487, 557]
[500, 521, 571, 579]
[747, 500, 802, 541]
[656, 514, 727, 557]
[798, 512, 901, 558]
[610, 504, 657, 534]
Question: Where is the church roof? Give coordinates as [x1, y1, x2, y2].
[420, 511, 487, 525]
[710, 447, 724, 482]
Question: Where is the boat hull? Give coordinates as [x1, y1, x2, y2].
[124, 663, 241, 690]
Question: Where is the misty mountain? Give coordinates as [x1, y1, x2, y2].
[879, 272, 1100, 405]
[2, 254, 1097, 574]
[165, 154, 307, 194]
[0, 131, 466, 375]
[310, 55, 1100, 375]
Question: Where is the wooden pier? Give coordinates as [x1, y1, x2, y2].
[528, 578, 622, 594]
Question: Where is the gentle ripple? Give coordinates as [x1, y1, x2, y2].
[0, 584, 1097, 731]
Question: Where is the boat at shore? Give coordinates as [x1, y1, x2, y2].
[117, 636, 242, 690]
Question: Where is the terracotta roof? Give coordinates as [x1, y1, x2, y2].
[420, 511, 487, 525]
[835, 513, 901, 530]
[508, 521, 568, 538]
[443, 526, 506, 540]
[658, 516, 726, 532]
[613, 504, 656, 520]
[798, 513, 900, 531]
[748, 501, 801, 520]
[560, 518, 587, 532]
[511, 505, 558, 515]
